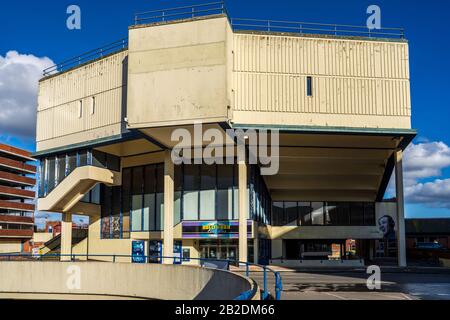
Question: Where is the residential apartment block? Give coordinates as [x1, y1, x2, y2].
[0, 144, 36, 253]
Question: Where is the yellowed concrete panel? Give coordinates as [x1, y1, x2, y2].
[232, 33, 411, 129]
[36, 50, 128, 152]
[127, 17, 231, 129]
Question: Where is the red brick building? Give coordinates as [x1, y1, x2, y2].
[0, 144, 36, 253]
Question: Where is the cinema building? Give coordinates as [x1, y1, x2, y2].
[34, 5, 415, 267]
[0, 144, 36, 253]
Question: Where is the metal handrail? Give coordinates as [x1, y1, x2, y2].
[43, 2, 405, 77]
[42, 38, 128, 76]
[231, 17, 404, 38]
[0, 253, 282, 300]
[134, 1, 226, 25]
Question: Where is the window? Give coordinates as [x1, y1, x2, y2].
[56, 155, 66, 185]
[67, 152, 77, 175]
[174, 164, 182, 225]
[38, 161, 45, 197]
[199, 164, 216, 220]
[272, 202, 284, 226]
[183, 165, 200, 220]
[350, 202, 364, 225]
[78, 100, 83, 118]
[131, 167, 143, 231]
[217, 165, 234, 220]
[90, 96, 95, 115]
[306, 76, 313, 96]
[121, 168, 131, 238]
[364, 202, 375, 226]
[298, 202, 311, 226]
[92, 150, 107, 168]
[285, 202, 298, 226]
[311, 202, 324, 225]
[47, 157, 56, 193]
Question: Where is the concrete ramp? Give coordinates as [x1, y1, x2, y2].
[37, 166, 121, 213]
[0, 262, 259, 300]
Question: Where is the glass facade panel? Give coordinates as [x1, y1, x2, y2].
[364, 203, 375, 226]
[143, 194, 155, 231]
[200, 164, 216, 220]
[92, 150, 107, 168]
[350, 202, 364, 225]
[285, 202, 298, 225]
[156, 193, 164, 230]
[131, 195, 143, 231]
[183, 165, 200, 220]
[299, 202, 312, 226]
[47, 157, 56, 193]
[56, 155, 66, 185]
[78, 150, 88, 166]
[311, 202, 324, 225]
[273, 201, 376, 226]
[38, 149, 120, 198]
[67, 152, 77, 175]
[272, 202, 284, 226]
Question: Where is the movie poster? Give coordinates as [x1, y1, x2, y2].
[375, 202, 398, 257]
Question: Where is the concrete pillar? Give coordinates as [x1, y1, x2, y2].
[163, 151, 174, 265]
[60, 213, 73, 262]
[238, 160, 248, 263]
[395, 150, 407, 267]
[253, 237, 259, 264]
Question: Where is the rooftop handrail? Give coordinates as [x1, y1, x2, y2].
[42, 38, 128, 76]
[0, 253, 283, 300]
[231, 17, 405, 38]
[43, 2, 405, 77]
[134, 1, 226, 25]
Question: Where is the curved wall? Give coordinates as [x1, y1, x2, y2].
[0, 262, 258, 300]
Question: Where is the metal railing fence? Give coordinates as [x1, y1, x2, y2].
[43, 2, 404, 76]
[0, 253, 282, 300]
[42, 38, 128, 76]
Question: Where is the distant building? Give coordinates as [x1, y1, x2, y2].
[0, 144, 36, 253]
[406, 218, 450, 250]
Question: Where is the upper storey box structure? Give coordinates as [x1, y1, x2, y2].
[36, 7, 411, 154]
[127, 16, 233, 128]
[127, 15, 410, 131]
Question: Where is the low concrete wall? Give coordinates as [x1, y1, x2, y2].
[0, 262, 257, 300]
[270, 259, 365, 268]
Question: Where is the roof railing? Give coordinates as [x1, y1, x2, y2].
[134, 1, 226, 25]
[43, 2, 405, 77]
[231, 18, 404, 38]
[42, 38, 128, 77]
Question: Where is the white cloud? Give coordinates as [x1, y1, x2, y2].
[389, 141, 450, 209]
[0, 51, 54, 139]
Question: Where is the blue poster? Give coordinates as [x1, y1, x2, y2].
[132, 240, 146, 263]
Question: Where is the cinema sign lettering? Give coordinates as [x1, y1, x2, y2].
[182, 221, 252, 239]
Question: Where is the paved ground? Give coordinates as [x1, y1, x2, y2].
[238, 270, 450, 300]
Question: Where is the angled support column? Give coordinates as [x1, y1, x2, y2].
[60, 213, 73, 262]
[395, 149, 407, 267]
[163, 150, 174, 265]
[238, 160, 248, 263]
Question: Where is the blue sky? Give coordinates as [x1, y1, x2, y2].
[1, 0, 450, 221]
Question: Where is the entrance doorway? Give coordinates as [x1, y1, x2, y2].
[198, 239, 254, 262]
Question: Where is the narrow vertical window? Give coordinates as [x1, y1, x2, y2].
[91, 97, 95, 115]
[90, 96, 95, 115]
[78, 100, 83, 118]
[306, 76, 313, 96]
